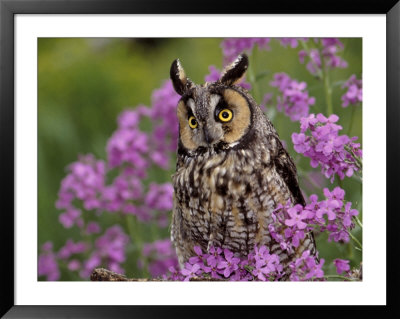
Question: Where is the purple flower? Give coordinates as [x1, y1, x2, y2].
[58, 239, 89, 260]
[80, 225, 129, 279]
[270, 187, 359, 252]
[101, 168, 146, 219]
[207, 246, 223, 268]
[165, 266, 185, 281]
[217, 249, 241, 278]
[205, 65, 221, 82]
[149, 80, 180, 164]
[334, 259, 350, 275]
[117, 109, 140, 129]
[279, 38, 307, 48]
[141, 239, 179, 277]
[292, 133, 310, 153]
[107, 127, 149, 172]
[58, 208, 82, 229]
[145, 183, 173, 212]
[68, 259, 81, 271]
[341, 74, 362, 107]
[56, 154, 105, 229]
[299, 38, 347, 76]
[270, 73, 315, 121]
[38, 242, 60, 281]
[250, 247, 283, 281]
[285, 205, 309, 229]
[289, 250, 325, 281]
[292, 113, 362, 182]
[181, 263, 201, 281]
[86, 221, 101, 234]
[221, 38, 271, 64]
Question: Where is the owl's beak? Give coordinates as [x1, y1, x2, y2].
[203, 128, 214, 145]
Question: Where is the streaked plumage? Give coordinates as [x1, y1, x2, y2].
[169, 54, 317, 277]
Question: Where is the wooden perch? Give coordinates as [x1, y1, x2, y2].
[91, 265, 362, 282]
[90, 267, 227, 281]
[90, 268, 158, 281]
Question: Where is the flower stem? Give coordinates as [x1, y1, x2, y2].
[322, 56, 334, 116]
[324, 275, 357, 281]
[355, 216, 363, 229]
[344, 145, 363, 170]
[126, 214, 149, 277]
[347, 105, 356, 136]
[349, 231, 362, 250]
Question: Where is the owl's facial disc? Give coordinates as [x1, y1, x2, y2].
[189, 95, 224, 147]
[177, 86, 251, 152]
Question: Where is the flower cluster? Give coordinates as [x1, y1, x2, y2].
[71, 87, 177, 209]
[279, 38, 308, 49]
[42, 79, 182, 279]
[164, 184, 359, 282]
[56, 154, 105, 229]
[221, 38, 271, 64]
[270, 186, 359, 250]
[38, 225, 130, 281]
[270, 73, 316, 121]
[58, 239, 89, 260]
[38, 242, 60, 281]
[80, 225, 130, 278]
[298, 38, 348, 75]
[140, 239, 179, 277]
[148, 81, 181, 168]
[341, 74, 362, 107]
[289, 250, 324, 281]
[164, 244, 329, 282]
[107, 80, 180, 172]
[292, 113, 362, 182]
[165, 245, 284, 281]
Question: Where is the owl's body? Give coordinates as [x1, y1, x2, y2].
[170, 55, 317, 277]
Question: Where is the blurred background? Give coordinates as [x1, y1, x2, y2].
[38, 38, 362, 281]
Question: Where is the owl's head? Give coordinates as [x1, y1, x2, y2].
[170, 54, 261, 153]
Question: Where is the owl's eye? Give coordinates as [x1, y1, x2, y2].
[188, 116, 198, 129]
[218, 109, 233, 122]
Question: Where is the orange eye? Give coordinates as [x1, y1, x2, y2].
[188, 116, 198, 129]
[218, 109, 233, 122]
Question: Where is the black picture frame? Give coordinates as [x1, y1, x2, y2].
[1, 0, 399, 317]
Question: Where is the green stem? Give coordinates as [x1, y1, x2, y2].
[355, 216, 363, 229]
[347, 105, 356, 136]
[322, 56, 333, 116]
[349, 231, 363, 250]
[126, 215, 149, 278]
[324, 275, 357, 281]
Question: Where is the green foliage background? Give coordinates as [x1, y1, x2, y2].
[38, 38, 362, 280]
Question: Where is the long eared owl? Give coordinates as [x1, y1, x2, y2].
[170, 54, 317, 277]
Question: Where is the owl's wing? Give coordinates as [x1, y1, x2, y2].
[270, 134, 319, 258]
[270, 135, 305, 206]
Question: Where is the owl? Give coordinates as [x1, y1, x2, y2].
[169, 54, 317, 278]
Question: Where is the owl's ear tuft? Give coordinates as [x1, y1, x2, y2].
[170, 59, 192, 96]
[220, 54, 249, 86]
